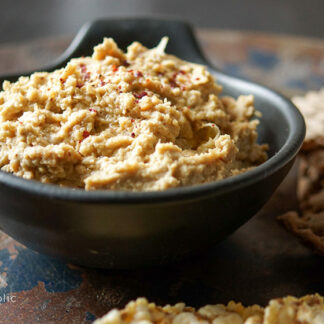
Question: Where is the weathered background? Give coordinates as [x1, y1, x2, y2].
[0, 0, 323, 44]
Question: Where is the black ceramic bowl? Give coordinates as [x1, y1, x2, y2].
[0, 19, 305, 268]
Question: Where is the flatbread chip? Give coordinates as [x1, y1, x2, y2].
[264, 294, 324, 324]
[94, 295, 324, 324]
[292, 88, 324, 152]
[278, 152, 324, 255]
[278, 211, 324, 255]
[278, 90, 324, 254]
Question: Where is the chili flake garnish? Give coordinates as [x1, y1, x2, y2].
[83, 130, 90, 139]
[170, 80, 178, 88]
[131, 132, 135, 138]
[134, 71, 143, 78]
[84, 72, 91, 81]
[133, 91, 148, 99]
[131, 119, 135, 123]
[195, 77, 200, 81]
[122, 60, 130, 67]
[76, 83, 84, 88]
[79, 131, 90, 143]
[100, 79, 106, 86]
[179, 70, 186, 74]
[80, 64, 87, 73]
[112, 65, 118, 72]
[89, 108, 97, 113]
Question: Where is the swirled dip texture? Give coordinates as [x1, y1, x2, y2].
[0, 38, 267, 191]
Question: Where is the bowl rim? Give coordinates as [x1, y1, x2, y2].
[0, 19, 305, 204]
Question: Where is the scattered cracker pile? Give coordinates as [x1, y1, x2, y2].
[278, 88, 324, 255]
[94, 294, 324, 324]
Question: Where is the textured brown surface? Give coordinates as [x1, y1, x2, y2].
[0, 29, 323, 323]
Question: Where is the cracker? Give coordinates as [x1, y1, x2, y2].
[297, 149, 324, 202]
[292, 88, 324, 152]
[278, 89, 324, 254]
[278, 211, 324, 255]
[94, 294, 324, 324]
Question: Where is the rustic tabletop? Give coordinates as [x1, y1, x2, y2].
[0, 29, 323, 323]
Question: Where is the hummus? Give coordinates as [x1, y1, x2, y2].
[0, 37, 268, 191]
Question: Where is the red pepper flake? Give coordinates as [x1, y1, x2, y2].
[179, 70, 186, 74]
[212, 124, 216, 127]
[157, 72, 165, 76]
[76, 83, 84, 88]
[195, 77, 200, 80]
[83, 72, 90, 81]
[170, 80, 178, 88]
[134, 71, 143, 78]
[80, 64, 87, 73]
[89, 108, 97, 113]
[83, 130, 90, 139]
[112, 65, 118, 72]
[131, 132, 135, 138]
[59, 78, 66, 84]
[100, 79, 106, 86]
[128, 69, 134, 73]
[133, 91, 148, 99]
[131, 119, 135, 123]
[181, 86, 187, 91]
[118, 85, 122, 90]
[122, 60, 130, 67]
[187, 106, 191, 109]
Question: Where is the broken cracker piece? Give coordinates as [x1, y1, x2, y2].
[278, 211, 324, 256]
[279, 89, 324, 254]
[264, 294, 324, 324]
[297, 150, 324, 201]
[280, 149, 324, 254]
[292, 88, 324, 152]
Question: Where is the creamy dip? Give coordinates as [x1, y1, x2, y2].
[0, 37, 268, 191]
